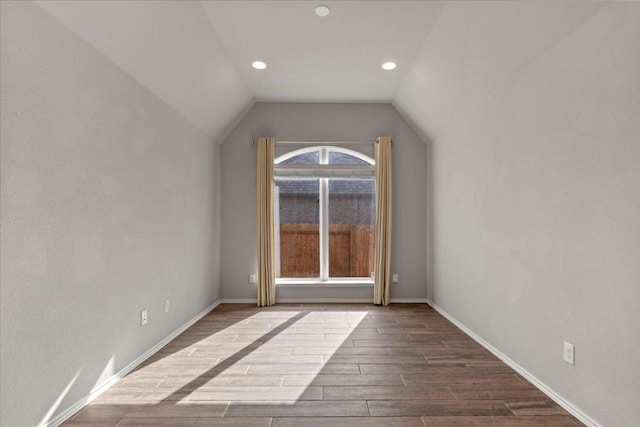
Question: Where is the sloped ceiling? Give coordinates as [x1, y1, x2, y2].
[34, 0, 603, 143]
[394, 0, 603, 142]
[35, 0, 253, 141]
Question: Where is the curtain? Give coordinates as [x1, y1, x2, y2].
[373, 136, 393, 306]
[256, 137, 276, 306]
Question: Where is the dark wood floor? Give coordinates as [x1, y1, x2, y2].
[64, 303, 583, 426]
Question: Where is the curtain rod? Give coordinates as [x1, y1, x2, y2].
[250, 139, 383, 145]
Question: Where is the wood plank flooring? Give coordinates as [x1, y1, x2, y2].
[63, 304, 583, 426]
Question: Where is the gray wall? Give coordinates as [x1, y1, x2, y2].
[220, 103, 428, 301]
[0, 2, 221, 425]
[409, 4, 640, 426]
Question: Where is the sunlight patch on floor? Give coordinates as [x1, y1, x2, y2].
[98, 309, 370, 405]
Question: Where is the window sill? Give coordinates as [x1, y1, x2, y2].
[276, 279, 374, 288]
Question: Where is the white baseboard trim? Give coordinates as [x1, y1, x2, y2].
[221, 298, 370, 304]
[425, 299, 602, 427]
[220, 298, 258, 304]
[220, 298, 429, 304]
[390, 298, 429, 303]
[43, 300, 222, 427]
[279, 298, 372, 303]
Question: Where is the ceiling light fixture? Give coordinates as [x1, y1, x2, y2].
[314, 5, 330, 17]
[252, 61, 267, 70]
[382, 62, 397, 71]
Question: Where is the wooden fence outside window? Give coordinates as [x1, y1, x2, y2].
[279, 223, 374, 278]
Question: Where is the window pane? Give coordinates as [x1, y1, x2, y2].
[328, 151, 370, 165]
[328, 178, 375, 278]
[275, 179, 320, 278]
[279, 151, 319, 164]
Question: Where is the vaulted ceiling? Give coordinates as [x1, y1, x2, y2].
[35, 0, 604, 143]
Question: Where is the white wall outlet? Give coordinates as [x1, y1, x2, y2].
[392, 273, 399, 283]
[564, 341, 575, 365]
[141, 309, 148, 326]
[164, 299, 170, 313]
[249, 274, 257, 284]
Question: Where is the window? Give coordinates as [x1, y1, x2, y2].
[274, 147, 375, 284]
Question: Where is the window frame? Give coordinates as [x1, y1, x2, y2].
[274, 146, 375, 286]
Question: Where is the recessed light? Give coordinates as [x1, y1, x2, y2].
[252, 61, 267, 70]
[315, 5, 330, 17]
[382, 62, 397, 71]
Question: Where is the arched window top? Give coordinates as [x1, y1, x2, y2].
[275, 146, 374, 165]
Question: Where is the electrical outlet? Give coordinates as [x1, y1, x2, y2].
[392, 273, 399, 283]
[249, 274, 257, 284]
[141, 309, 148, 326]
[564, 341, 575, 365]
[164, 299, 170, 313]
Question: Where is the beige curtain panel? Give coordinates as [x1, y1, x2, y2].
[373, 136, 393, 306]
[256, 137, 276, 307]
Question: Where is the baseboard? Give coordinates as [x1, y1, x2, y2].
[390, 298, 429, 303]
[221, 298, 370, 304]
[220, 298, 258, 304]
[279, 298, 372, 303]
[43, 299, 222, 427]
[425, 299, 602, 427]
[220, 298, 429, 304]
